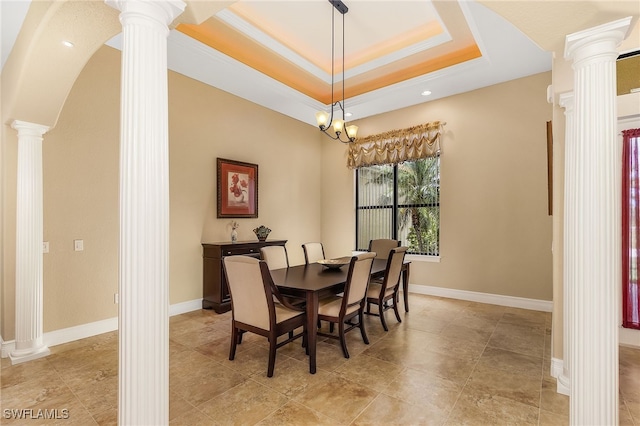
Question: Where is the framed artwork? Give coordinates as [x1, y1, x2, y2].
[217, 158, 258, 218]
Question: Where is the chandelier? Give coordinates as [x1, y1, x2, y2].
[315, 0, 358, 143]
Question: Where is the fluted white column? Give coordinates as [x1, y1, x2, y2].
[557, 92, 574, 396]
[564, 17, 631, 425]
[105, 0, 184, 424]
[10, 120, 50, 365]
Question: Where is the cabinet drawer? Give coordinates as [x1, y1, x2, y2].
[223, 246, 261, 256]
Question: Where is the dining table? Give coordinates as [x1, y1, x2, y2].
[269, 258, 410, 374]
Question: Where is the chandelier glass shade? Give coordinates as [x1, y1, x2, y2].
[315, 0, 358, 143]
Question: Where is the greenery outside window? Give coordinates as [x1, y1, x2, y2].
[356, 157, 440, 256]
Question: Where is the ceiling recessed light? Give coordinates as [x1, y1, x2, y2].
[345, 112, 353, 118]
[62, 40, 74, 48]
[421, 90, 432, 96]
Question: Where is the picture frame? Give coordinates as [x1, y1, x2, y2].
[217, 158, 258, 218]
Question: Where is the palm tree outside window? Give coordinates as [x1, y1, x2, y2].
[355, 157, 440, 256]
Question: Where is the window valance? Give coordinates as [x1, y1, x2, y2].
[347, 121, 445, 169]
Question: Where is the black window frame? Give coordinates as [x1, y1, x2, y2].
[355, 157, 440, 256]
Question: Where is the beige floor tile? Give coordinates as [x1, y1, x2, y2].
[171, 362, 247, 407]
[169, 390, 197, 422]
[1, 358, 59, 389]
[488, 321, 546, 356]
[65, 374, 118, 415]
[538, 408, 569, 426]
[465, 363, 541, 408]
[3, 296, 636, 425]
[446, 388, 539, 425]
[196, 379, 288, 424]
[383, 367, 462, 413]
[621, 399, 637, 426]
[170, 326, 230, 349]
[476, 346, 543, 378]
[90, 406, 118, 425]
[403, 312, 450, 334]
[292, 374, 379, 424]
[333, 353, 405, 392]
[354, 392, 449, 425]
[168, 408, 214, 425]
[1, 373, 77, 412]
[624, 398, 640, 425]
[251, 357, 333, 398]
[539, 377, 569, 417]
[463, 302, 507, 321]
[257, 400, 343, 426]
[287, 340, 351, 372]
[439, 322, 495, 345]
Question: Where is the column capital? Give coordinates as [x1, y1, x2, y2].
[564, 16, 632, 63]
[11, 120, 49, 138]
[105, 0, 186, 26]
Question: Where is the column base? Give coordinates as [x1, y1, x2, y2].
[557, 373, 571, 396]
[9, 345, 50, 365]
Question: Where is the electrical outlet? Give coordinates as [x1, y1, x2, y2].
[43, 241, 49, 253]
[114, 293, 119, 304]
[74, 239, 84, 251]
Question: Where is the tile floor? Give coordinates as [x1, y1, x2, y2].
[1, 294, 639, 425]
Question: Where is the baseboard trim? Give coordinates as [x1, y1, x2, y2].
[620, 326, 640, 348]
[44, 316, 119, 348]
[408, 284, 553, 312]
[1, 299, 204, 357]
[1, 337, 15, 358]
[169, 298, 202, 317]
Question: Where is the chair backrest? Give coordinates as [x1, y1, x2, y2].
[368, 239, 401, 259]
[343, 252, 377, 307]
[382, 247, 408, 291]
[260, 246, 289, 270]
[223, 256, 272, 330]
[302, 242, 325, 264]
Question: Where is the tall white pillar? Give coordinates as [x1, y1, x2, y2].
[563, 17, 631, 425]
[557, 92, 574, 397]
[105, 0, 184, 424]
[10, 120, 50, 365]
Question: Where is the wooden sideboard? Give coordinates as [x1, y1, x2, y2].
[202, 240, 287, 313]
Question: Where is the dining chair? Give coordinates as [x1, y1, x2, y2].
[367, 239, 401, 286]
[223, 255, 307, 377]
[302, 242, 325, 264]
[316, 252, 376, 358]
[260, 245, 289, 270]
[365, 246, 408, 331]
[368, 239, 401, 259]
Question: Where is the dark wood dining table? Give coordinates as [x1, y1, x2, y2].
[269, 258, 410, 374]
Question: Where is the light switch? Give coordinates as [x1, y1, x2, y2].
[43, 242, 49, 253]
[74, 239, 84, 251]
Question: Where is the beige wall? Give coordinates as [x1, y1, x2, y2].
[3, 45, 325, 337]
[2, 47, 554, 340]
[324, 72, 554, 301]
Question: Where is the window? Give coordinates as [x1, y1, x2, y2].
[356, 157, 440, 256]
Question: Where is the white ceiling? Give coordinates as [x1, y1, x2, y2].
[2, 0, 552, 128]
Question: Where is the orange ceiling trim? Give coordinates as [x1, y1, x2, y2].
[177, 22, 482, 105]
[177, 22, 328, 102]
[343, 44, 483, 100]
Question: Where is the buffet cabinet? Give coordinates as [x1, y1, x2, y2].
[202, 240, 287, 313]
